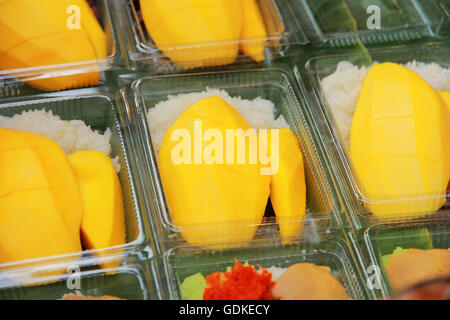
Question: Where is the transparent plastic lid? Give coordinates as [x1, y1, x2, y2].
[303, 42, 450, 224]
[287, 0, 448, 46]
[164, 236, 366, 300]
[127, 67, 343, 250]
[118, 0, 303, 71]
[0, 92, 151, 284]
[0, 0, 119, 93]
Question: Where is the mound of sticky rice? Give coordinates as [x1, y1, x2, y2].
[0, 109, 120, 171]
[321, 61, 450, 147]
[147, 88, 289, 153]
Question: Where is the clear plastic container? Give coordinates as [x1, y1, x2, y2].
[163, 235, 367, 300]
[301, 42, 450, 226]
[0, 255, 157, 300]
[286, 0, 448, 46]
[114, 0, 304, 72]
[123, 67, 345, 250]
[363, 219, 449, 299]
[0, 0, 120, 95]
[0, 90, 154, 284]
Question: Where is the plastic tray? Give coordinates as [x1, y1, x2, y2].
[286, 0, 448, 47]
[114, 0, 305, 72]
[363, 219, 449, 299]
[0, 91, 154, 284]
[0, 0, 120, 95]
[163, 235, 367, 300]
[124, 67, 345, 250]
[302, 42, 450, 226]
[0, 254, 156, 300]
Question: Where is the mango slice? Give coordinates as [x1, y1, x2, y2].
[0, 129, 82, 265]
[265, 129, 306, 242]
[68, 151, 126, 269]
[439, 91, 450, 112]
[65, 0, 107, 59]
[240, 0, 267, 62]
[139, 0, 242, 69]
[440, 92, 450, 191]
[158, 97, 270, 247]
[350, 63, 450, 217]
[0, 0, 106, 91]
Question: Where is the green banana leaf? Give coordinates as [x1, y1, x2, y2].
[308, 0, 358, 33]
[381, 246, 407, 267]
[306, 0, 372, 65]
[345, 0, 408, 30]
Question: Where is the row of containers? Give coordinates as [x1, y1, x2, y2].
[0, 0, 449, 299]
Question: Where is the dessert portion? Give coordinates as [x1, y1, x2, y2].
[179, 260, 350, 300]
[158, 96, 271, 246]
[321, 61, 450, 217]
[321, 61, 450, 148]
[272, 263, 350, 300]
[268, 129, 306, 240]
[139, 0, 268, 68]
[0, 0, 106, 91]
[0, 110, 126, 274]
[147, 88, 289, 153]
[0, 128, 84, 263]
[383, 248, 450, 293]
[148, 90, 307, 246]
[69, 151, 126, 269]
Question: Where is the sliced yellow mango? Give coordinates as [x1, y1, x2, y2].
[64, 0, 107, 59]
[0, 129, 82, 265]
[439, 91, 450, 112]
[264, 129, 306, 242]
[440, 92, 450, 190]
[240, 0, 267, 62]
[350, 63, 450, 217]
[158, 96, 270, 247]
[68, 151, 126, 269]
[139, 0, 242, 69]
[0, 0, 106, 91]
[16, 130, 84, 243]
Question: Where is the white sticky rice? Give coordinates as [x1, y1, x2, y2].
[264, 266, 287, 281]
[147, 88, 289, 153]
[320, 61, 450, 147]
[0, 109, 120, 171]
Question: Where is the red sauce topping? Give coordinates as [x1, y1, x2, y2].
[203, 260, 275, 300]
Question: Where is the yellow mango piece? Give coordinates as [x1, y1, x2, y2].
[263, 129, 306, 242]
[158, 96, 270, 247]
[15, 129, 84, 241]
[64, 0, 107, 59]
[440, 92, 450, 190]
[0, 129, 82, 265]
[68, 151, 126, 269]
[139, 0, 242, 69]
[0, 0, 106, 91]
[240, 0, 267, 62]
[439, 91, 450, 112]
[350, 63, 450, 217]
